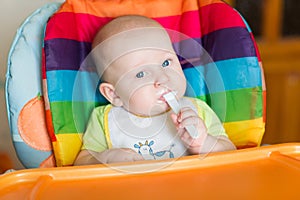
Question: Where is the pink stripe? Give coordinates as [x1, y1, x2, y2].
[155, 11, 201, 40]
[199, 3, 246, 34]
[45, 12, 201, 42]
[45, 3, 246, 42]
[42, 48, 46, 79]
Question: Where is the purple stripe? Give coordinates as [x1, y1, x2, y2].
[173, 27, 256, 69]
[45, 39, 91, 71]
[45, 27, 256, 71]
[201, 27, 256, 62]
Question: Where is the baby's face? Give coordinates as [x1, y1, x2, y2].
[111, 48, 186, 116]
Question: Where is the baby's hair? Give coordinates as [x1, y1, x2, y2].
[92, 15, 163, 49]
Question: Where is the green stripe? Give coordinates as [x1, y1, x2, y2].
[199, 87, 263, 122]
[50, 101, 101, 134]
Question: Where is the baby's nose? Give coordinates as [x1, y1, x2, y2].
[154, 72, 169, 87]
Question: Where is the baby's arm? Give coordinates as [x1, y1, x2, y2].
[171, 107, 236, 154]
[74, 148, 144, 165]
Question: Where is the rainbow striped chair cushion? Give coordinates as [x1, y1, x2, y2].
[43, 0, 266, 166]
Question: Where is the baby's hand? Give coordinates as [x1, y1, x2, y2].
[99, 148, 144, 164]
[171, 107, 208, 154]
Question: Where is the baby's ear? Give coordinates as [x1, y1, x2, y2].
[99, 83, 123, 107]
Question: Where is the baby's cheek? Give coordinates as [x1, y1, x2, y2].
[170, 73, 186, 95]
[128, 94, 150, 112]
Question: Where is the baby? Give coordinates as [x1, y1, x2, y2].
[74, 15, 236, 165]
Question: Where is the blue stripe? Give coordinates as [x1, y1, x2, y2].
[46, 70, 106, 102]
[184, 57, 262, 96]
[47, 57, 261, 101]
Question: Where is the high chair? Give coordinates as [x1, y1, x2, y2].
[2, 0, 300, 199]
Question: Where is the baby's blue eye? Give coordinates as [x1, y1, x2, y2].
[136, 71, 146, 78]
[162, 59, 171, 67]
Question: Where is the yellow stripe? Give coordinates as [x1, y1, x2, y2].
[104, 105, 113, 149]
[58, 0, 223, 18]
[52, 133, 83, 166]
[223, 118, 265, 148]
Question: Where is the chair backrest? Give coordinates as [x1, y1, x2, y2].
[6, 0, 266, 168]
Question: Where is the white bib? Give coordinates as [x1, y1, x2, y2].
[107, 98, 196, 160]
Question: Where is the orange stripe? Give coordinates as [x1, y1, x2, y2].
[58, 0, 223, 18]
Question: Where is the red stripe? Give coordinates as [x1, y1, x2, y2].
[46, 109, 57, 142]
[45, 13, 111, 42]
[45, 4, 246, 42]
[263, 90, 266, 123]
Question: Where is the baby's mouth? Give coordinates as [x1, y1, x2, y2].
[158, 96, 167, 103]
[157, 90, 177, 103]
[157, 90, 169, 103]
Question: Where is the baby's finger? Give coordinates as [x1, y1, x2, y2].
[178, 107, 197, 122]
[122, 149, 145, 161]
[170, 113, 179, 125]
[177, 126, 186, 136]
[179, 115, 202, 128]
[179, 131, 194, 147]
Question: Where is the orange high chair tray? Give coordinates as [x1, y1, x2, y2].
[1, 143, 300, 199]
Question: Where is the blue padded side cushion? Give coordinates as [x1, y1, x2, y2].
[5, 3, 61, 168]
